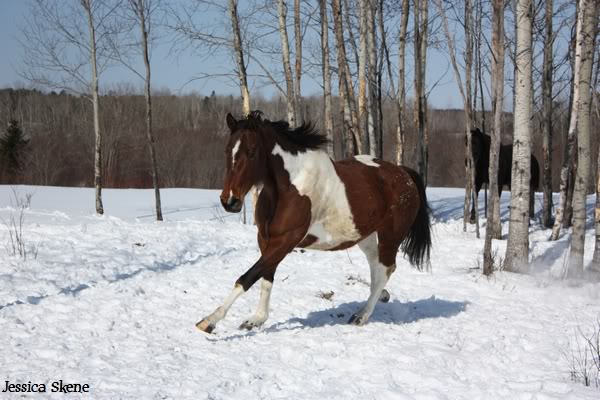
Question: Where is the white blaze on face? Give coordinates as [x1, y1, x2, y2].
[272, 144, 361, 249]
[231, 139, 242, 169]
[354, 154, 380, 167]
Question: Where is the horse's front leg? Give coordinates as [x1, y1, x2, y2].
[196, 230, 305, 333]
[239, 273, 274, 330]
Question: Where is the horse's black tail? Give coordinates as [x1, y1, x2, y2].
[401, 167, 432, 271]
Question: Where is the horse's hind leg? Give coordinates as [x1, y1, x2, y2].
[349, 233, 397, 326]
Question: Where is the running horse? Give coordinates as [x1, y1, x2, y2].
[196, 111, 432, 333]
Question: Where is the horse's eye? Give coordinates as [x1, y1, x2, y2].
[248, 151, 256, 160]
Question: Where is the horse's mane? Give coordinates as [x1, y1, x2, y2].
[235, 111, 330, 152]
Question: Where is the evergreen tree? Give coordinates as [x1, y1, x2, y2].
[0, 119, 29, 172]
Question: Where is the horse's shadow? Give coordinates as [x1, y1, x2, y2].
[212, 296, 469, 341]
[284, 296, 468, 328]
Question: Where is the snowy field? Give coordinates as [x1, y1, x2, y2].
[1, 185, 599, 399]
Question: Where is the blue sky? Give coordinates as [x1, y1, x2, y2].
[1, 0, 484, 109]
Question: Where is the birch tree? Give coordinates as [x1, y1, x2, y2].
[504, 0, 533, 273]
[541, 0, 553, 228]
[414, 0, 429, 184]
[319, 0, 334, 156]
[568, 0, 597, 276]
[358, 0, 369, 153]
[293, 0, 303, 125]
[21, 0, 122, 215]
[229, 0, 251, 116]
[396, 0, 410, 165]
[483, 0, 505, 275]
[332, 0, 360, 156]
[366, 0, 379, 157]
[551, 1, 585, 240]
[124, 0, 164, 221]
[278, 0, 297, 127]
[436, 0, 478, 238]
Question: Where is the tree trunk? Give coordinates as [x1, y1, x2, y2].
[591, 30, 600, 272]
[414, 0, 428, 184]
[358, 0, 369, 153]
[484, 0, 505, 275]
[569, 0, 597, 276]
[378, 0, 393, 160]
[294, 0, 303, 125]
[278, 0, 297, 127]
[366, 0, 378, 157]
[396, 0, 409, 165]
[229, 0, 250, 115]
[138, 0, 163, 221]
[229, 0, 251, 223]
[436, 0, 477, 238]
[84, 0, 104, 215]
[541, 0, 553, 229]
[504, 0, 533, 273]
[465, 0, 478, 237]
[332, 0, 359, 156]
[319, 0, 334, 157]
[551, 1, 585, 240]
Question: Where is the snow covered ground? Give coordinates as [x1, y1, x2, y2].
[1, 185, 599, 399]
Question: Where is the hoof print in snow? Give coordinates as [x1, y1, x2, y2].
[379, 289, 390, 303]
[196, 320, 215, 334]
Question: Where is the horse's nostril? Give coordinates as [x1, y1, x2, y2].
[222, 196, 242, 213]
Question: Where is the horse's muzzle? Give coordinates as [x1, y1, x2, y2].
[221, 196, 242, 213]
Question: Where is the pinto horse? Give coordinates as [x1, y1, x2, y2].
[470, 128, 540, 222]
[196, 111, 432, 333]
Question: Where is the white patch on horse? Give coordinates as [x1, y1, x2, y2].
[354, 154, 380, 167]
[272, 144, 361, 250]
[231, 139, 241, 168]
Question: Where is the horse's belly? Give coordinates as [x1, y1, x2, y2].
[301, 218, 362, 251]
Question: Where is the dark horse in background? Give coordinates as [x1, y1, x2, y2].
[196, 111, 432, 333]
[470, 128, 540, 222]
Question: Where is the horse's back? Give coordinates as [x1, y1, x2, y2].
[332, 157, 420, 237]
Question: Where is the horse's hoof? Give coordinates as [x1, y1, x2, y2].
[196, 319, 215, 334]
[239, 320, 259, 331]
[379, 289, 390, 303]
[348, 314, 366, 326]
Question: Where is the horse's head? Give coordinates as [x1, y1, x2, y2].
[220, 112, 268, 213]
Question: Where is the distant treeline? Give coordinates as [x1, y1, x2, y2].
[0, 88, 595, 190]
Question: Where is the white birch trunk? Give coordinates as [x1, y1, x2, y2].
[228, 0, 251, 116]
[358, 0, 369, 154]
[541, 0, 553, 229]
[366, 0, 378, 157]
[319, 0, 334, 157]
[551, 2, 585, 240]
[137, 0, 163, 221]
[293, 0, 303, 125]
[483, 0, 505, 275]
[278, 0, 297, 127]
[569, 0, 597, 276]
[83, 0, 104, 215]
[504, 0, 533, 273]
[396, 0, 409, 165]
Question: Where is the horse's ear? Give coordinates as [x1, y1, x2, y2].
[226, 113, 237, 133]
